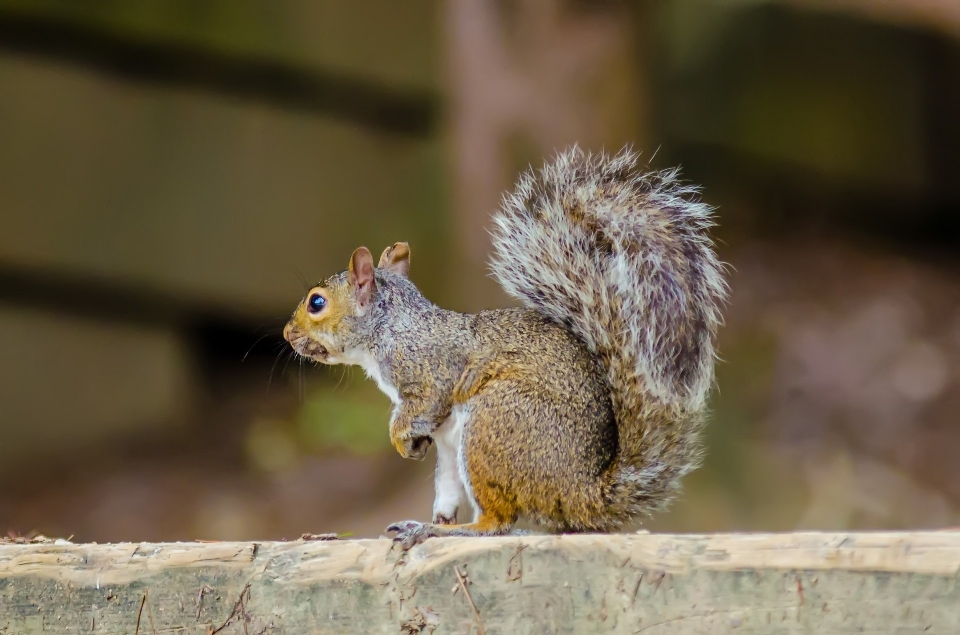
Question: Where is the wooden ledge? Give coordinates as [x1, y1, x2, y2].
[1, 531, 959, 634]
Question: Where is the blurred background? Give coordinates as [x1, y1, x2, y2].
[1, 0, 959, 542]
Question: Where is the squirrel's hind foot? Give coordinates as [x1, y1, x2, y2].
[386, 520, 440, 549]
[386, 517, 513, 549]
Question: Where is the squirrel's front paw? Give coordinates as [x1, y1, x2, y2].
[386, 520, 439, 549]
[392, 433, 433, 460]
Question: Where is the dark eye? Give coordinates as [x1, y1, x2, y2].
[307, 293, 326, 314]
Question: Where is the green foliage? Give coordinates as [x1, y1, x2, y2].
[296, 379, 393, 456]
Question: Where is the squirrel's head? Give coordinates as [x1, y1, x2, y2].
[283, 242, 412, 365]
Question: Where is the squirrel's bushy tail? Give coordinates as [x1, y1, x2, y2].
[489, 146, 727, 523]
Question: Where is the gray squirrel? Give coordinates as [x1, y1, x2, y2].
[284, 146, 727, 547]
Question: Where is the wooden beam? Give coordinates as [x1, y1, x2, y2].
[0, 52, 445, 319]
[0, 8, 438, 137]
[0, 0, 442, 99]
[2, 532, 959, 634]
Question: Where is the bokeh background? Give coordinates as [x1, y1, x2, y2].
[1, 0, 959, 542]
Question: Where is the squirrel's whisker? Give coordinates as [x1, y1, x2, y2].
[242, 332, 276, 362]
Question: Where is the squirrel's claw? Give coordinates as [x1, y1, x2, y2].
[433, 512, 457, 525]
[385, 520, 419, 534]
[392, 433, 433, 461]
[386, 520, 438, 549]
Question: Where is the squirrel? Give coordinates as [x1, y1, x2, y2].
[283, 146, 727, 547]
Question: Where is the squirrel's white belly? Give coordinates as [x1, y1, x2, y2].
[341, 345, 480, 523]
[433, 404, 478, 523]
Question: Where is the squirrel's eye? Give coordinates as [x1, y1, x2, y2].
[307, 293, 326, 314]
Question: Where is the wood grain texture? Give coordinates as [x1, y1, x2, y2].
[1, 532, 959, 634]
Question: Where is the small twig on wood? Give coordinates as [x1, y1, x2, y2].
[454, 566, 484, 635]
[196, 584, 213, 621]
[135, 593, 146, 635]
[507, 544, 527, 582]
[300, 533, 340, 541]
[631, 573, 643, 607]
[210, 583, 252, 635]
[146, 590, 158, 635]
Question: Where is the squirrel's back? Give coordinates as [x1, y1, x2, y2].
[489, 146, 727, 521]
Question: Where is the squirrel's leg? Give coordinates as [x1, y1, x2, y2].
[389, 403, 516, 548]
[432, 416, 466, 524]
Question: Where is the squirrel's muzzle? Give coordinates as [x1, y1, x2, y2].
[283, 324, 329, 361]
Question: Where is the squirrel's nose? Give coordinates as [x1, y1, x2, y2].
[282, 323, 294, 342]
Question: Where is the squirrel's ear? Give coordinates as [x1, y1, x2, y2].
[377, 242, 410, 278]
[347, 247, 377, 313]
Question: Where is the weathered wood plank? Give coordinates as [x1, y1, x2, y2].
[1, 532, 959, 634]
